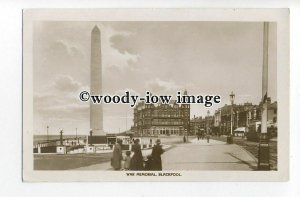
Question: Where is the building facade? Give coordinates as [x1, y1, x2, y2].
[218, 103, 257, 135]
[132, 91, 190, 136]
[215, 98, 277, 136]
[190, 114, 214, 135]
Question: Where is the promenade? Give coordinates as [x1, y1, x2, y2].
[74, 138, 257, 171]
[162, 138, 257, 170]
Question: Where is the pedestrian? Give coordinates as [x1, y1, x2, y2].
[197, 131, 200, 141]
[206, 133, 210, 143]
[151, 139, 164, 171]
[111, 139, 123, 170]
[130, 139, 144, 170]
[183, 135, 186, 143]
[144, 155, 152, 171]
[123, 150, 131, 170]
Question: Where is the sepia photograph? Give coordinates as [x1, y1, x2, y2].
[22, 9, 289, 181]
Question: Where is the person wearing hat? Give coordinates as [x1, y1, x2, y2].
[111, 138, 123, 170]
[130, 138, 144, 170]
[151, 139, 164, 171]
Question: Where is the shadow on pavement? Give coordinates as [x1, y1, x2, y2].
[225, 152, 257, 170]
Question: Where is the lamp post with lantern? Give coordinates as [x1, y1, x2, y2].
[206, 110, 210, 135]
[59, 129, 63, 146]
[227, 91, 235, 144]
[46, 125, 49, 143]
[89, 129, 93, 145]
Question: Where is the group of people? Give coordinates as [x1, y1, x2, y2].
[111, 138, 164, 171]
[197, 132, 210, 143]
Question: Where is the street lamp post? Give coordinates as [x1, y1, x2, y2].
[75, 128, 77, 139]
[185, 129, 188, 141]
[75, 128, 79, 144]
[219, 109, 222, 137]
[89, 130, 93, 145]
[227, 91, 235, 144]
[46, 125, 49, 143]
[206, 110, 210, 135]
[59, 129, 63, 146]
[236, 110, 239, 128]
[245, 107, 249, 138]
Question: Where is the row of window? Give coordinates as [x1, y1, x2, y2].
[141, 128, 181, 135]
[136, 111, 189, 118]
[143, 104, 190, 109]
[152, 119, 183, 125]
[135, 119, 186, 126]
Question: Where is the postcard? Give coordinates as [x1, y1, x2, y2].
[23, 8, 289, 181]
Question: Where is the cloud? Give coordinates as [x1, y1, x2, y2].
[236, 94, 260, 104]
[38, 104, 89, 121]
[110, 34, 138, 55]
[101, 28, 141, 73]
[52, 75, 81, 92]
[114, 88, 141, 96]
[34, 75, 88, 126]
[145, 78, 182, 94]
[50, 40, 84, 58]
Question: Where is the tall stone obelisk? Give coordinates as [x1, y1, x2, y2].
[90, 26, 104, 135]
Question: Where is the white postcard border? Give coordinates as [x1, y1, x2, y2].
[23, 8, 289, 182]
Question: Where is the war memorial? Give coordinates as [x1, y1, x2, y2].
[32, 22, 278, 172]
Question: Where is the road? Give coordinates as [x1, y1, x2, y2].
[162, 138, 257, 170]
[74, 138, 257, 171]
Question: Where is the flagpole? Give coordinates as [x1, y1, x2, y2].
[258, 21, 270, 170]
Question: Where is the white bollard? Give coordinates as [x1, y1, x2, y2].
[56, 146, 66, 154]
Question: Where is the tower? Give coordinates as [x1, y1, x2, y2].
[182, 90, 190, 134]
[90, 26, 104, 135]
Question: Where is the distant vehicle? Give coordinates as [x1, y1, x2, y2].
[233, 127, 246, 137]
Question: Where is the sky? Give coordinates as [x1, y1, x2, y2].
[33, 21, 277, 135]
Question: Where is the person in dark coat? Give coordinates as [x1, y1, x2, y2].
[130, 139, 144, 170]
[151, 139, 164, 171]
[206, 133, 210, 143]
[144, 155, 153, 171]
[111, 139, 123, 170]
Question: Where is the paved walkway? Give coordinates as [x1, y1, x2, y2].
[74, 139, 257, 171]
[162, 139, 257, 171]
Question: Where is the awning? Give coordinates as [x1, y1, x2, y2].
[234, 127, 246, 132]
